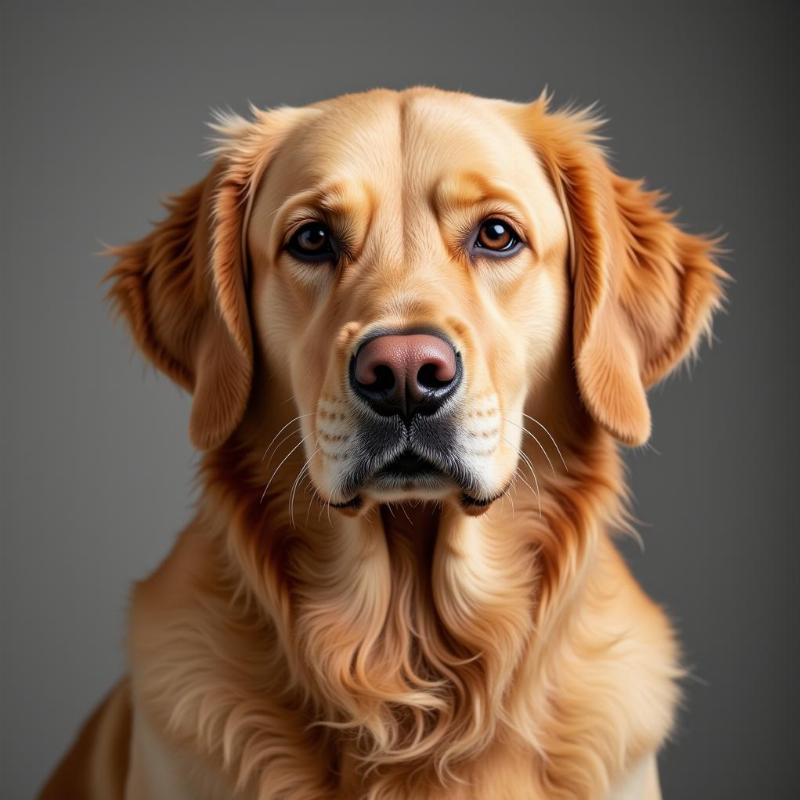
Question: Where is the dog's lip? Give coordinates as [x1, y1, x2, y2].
[328, 472, 509, 515]
[374, 450, 444, 478]
[458, 479, 512, 515]
[332, 443, 498, 510]
[329, 449, 453, 509]
[328, 495, 363, 511]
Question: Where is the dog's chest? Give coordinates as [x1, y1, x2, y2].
[129, 525, 675, 800]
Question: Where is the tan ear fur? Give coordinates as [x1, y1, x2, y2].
[106, 106, 310, 450]
[518, 98, 727, 445]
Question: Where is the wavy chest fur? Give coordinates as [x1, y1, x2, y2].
[128, 438, 678, 800]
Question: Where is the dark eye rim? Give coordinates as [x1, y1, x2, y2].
[471, 217, 525, 258]
[285, 221, 338, 264]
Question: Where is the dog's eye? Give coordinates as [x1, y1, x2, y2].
[474, 218, 521, 254]
[287, 222, 337, 263]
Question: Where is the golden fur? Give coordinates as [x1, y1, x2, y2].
[40, 87, 725, 799]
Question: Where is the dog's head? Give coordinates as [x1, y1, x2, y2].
[108, 88, 725, 514]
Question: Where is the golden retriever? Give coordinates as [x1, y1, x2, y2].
[40, 87, 725, 799]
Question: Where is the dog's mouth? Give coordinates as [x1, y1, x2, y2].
[375, 450, 444, 480]
[328, 441, 459, 511]
[365, 448, 453, 497]
[329, 446, 502, 514]
[325, 409, 505, 514]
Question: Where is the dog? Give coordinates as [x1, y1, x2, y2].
[40, 87, 725, 799]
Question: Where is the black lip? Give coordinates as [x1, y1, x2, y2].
[336, 411, 466, 499]
[328, 495, 363, 510]
[376, 450, 443, 478]
[460, 479, 512, 509]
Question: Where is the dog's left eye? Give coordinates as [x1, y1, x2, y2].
[286, 222, 337, 263]
[473, 218, 521, 255]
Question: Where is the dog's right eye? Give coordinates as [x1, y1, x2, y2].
[286, 222, 337, 263]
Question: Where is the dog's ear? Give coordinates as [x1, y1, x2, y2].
[516, 98, 727, 445]
[106, 106, 309, 450]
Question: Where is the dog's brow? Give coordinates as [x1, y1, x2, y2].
[431, 170, 539, 253]
[275, 179, 372, 222]
[432, 171, 526, 213]
[267, 179, 374, 257]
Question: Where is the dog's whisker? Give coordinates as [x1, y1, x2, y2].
[260, 434, 312, 504]
[503, 416, 555, 475]
[505, 436, 541, 518]
[515, 469, 541, 519]
[304, 483, 323, 527]
[506, 485, 516, 520]
[516, 445, 540, 491]
[261, 413, 315, 463]
[290, 447, 319, 529]
[520, 412, 568, 472]
[263, 426, 305, 474]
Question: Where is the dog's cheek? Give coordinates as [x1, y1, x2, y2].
[520, 269, 569, 377]
[252, 274, 307, 389]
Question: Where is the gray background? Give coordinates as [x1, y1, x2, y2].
[1, 1, 796, 797]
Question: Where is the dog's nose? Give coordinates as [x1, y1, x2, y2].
[350, 332, 461, 419]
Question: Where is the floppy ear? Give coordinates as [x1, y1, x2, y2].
[518, 98, 727, 445]
[106, 106, 308, 450]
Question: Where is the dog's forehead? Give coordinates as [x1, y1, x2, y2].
[272, 88, 545, 198]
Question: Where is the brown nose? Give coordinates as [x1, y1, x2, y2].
[350, 332, 461, 419]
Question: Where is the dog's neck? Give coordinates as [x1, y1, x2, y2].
[198, 421, 626, 790]
[377, 501, 439, 560]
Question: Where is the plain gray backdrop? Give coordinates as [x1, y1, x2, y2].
[2, 1, 797, 797]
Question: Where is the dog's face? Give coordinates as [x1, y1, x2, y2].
[246, 91, 569, 510]
[108, 87, 724, 515]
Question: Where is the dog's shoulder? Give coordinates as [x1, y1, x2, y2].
[38, 678, 132, 800]
[534, 535, 679, 794]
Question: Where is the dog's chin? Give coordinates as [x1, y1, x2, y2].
[326, 451, 509, 516]
[363, 452, 455, 503]
[363, 480, 455, 504]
